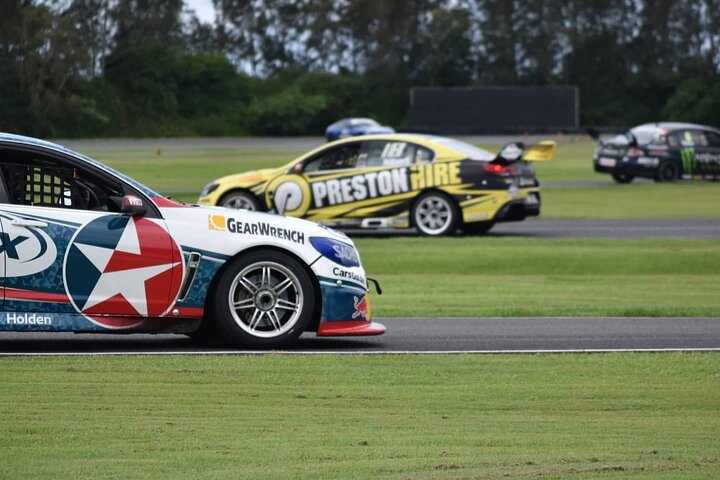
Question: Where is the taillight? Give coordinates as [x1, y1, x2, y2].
[626, 147, 644, 157]
[482, 163, 517, 176]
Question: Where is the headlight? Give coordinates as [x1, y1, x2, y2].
[200, 182, 219, 197]
[310, 237, 360, 267]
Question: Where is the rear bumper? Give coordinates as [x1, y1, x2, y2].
[593, 157, 658, 178]
[317, 321, 386, 336]
[495, 194, 540, 222]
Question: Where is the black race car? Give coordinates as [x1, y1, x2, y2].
[591, 122, 720, 183]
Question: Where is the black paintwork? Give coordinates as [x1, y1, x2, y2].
[592, 123, 720, 182]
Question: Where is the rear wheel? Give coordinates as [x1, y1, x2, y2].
[219, 190, 261, 210]
[655, 161, 680, 182]
[209, 250, 314, 348]
[412, 192, 460, 236]
[611, 172, 634, 184]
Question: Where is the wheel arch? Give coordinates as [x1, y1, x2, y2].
[203, 244, 322, 333]
[408, 187, 461, 228]
[656, 159, 682, 182]
[217, 188, 266, 210]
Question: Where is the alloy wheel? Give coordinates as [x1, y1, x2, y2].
[227, 261, 303, 338]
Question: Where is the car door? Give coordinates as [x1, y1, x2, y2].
[301, 140, 433, 217]
[0, 146, 179, 327]
[691, 130, 720, 176]
[264, 139, 434, 221]
[263, 142, 365, 220]
[668, 129, 697, 175]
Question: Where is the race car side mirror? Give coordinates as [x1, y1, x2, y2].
[121, 194, 146, 217]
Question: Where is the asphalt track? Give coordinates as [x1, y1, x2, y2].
[488, 218, 720, 239]
[0, 317, 718, 355]
[343, 217, 720, 240]
[8, 137, 716, 355]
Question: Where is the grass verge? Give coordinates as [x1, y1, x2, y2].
[542, 182, 720, 219]
[80, 141, 720, 219]
[82, 140, 605, 193]
[1, 353, 718, 479]
[355, 238, 720, 317]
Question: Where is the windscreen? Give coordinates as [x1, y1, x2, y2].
[629, 127, 663, 146]
[426, 136, 494, 161]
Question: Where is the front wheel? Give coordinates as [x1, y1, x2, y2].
[209, 250, 315, 348]
[412, 192, 460, 236]
[219, 190, 261, 210]
[655, 161, 680, 182]
[611, 172, 634, 184]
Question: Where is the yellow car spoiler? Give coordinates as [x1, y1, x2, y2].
[523, 140, 557, 162]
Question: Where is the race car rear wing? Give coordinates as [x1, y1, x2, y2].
[523, 141, 556, 162]
[587, 128, 636, 146]
[496, 141, 556, 162]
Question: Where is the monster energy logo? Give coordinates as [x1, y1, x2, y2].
[681, 148, 695, 173]
[681, 148, 720, 174]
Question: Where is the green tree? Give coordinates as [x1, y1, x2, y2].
[0, 1, 90, 136]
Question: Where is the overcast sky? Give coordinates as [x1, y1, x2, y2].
[186, 0, 216, 23]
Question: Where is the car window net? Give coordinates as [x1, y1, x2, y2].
[4, 163, 77, 208]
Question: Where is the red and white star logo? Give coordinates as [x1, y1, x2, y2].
[65, 216, 184, 328]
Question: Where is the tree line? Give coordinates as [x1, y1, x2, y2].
[1, 0, 719, 137]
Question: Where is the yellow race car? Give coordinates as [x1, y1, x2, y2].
[198, 134, 555, 235]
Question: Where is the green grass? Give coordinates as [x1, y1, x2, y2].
[82, 140, 604, 194]
[72, 142, 720, 317]
[543, 182, 720, 218]
[1, 354, 718, 479]
[83, 146, 296, 193]
[78, 140, 720, 219]
[10, 139, 716, 480]
[355, 238, 720, 317]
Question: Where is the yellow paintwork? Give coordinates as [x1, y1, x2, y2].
[197, 134, 555, 228]
[523, 141, 557, 162]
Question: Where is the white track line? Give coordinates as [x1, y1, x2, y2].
[1, 347, 720, 356]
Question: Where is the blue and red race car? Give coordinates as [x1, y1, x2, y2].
[0, 133, 384, 348]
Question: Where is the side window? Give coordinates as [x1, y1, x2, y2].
[303, 144, 362, 172]
[692, 130, 710, 146]
[667, 130, 694, 148]
[0, 150, 124, 212]
[360, 141, 434, 168]
[705, 132, 720, 147]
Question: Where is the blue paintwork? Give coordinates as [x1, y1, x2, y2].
[318, 275, 367, 322]
[325, 118, 395, 142]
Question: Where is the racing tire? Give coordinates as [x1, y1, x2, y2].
[412, 192, 460, 236]
[655, 161, 680, 182]
[463, 221, 495, 235]
[219, 190, 262, 210]
[611, 172, 634, 184]
[209, 250, 314, 349]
